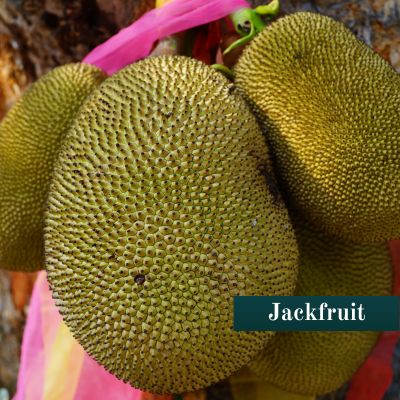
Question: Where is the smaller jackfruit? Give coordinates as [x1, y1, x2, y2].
[234, 12, 400, 243]
[230, 368, 314, 400]
[248, 219, 392, 396]
[0, 63, 105, 271]
[45, 56, 299, 394]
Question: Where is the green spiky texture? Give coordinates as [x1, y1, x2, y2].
[235, 12, 400, 243]
[248, 218, 392, 395]
[231, 368, 315, 400]
[0, 63, 105, 271]
[45, 56, 299, 394]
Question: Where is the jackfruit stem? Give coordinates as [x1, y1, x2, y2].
[255, 0, 280, 17]
[223, 9, 260, 55]
[224, 0, 280, 55]
[211, 64, 234, 80]
[173, 395, 184, 400]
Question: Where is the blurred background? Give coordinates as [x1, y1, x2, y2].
[0, 0, 399, 398]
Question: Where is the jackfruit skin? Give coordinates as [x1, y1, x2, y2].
[230, 368, 315, 400]
[0, 63, 105, 271]
[248, 219, 392, 395]
[234, 12, 400, 243]
[44, 56, 299, 394]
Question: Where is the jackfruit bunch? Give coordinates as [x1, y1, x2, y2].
[246, 218, 392, 396]
[235, 11, 400, 244]
[2, 11, 395, 396]
[45, 56, 299, 394]
[0, 63, 105, 271]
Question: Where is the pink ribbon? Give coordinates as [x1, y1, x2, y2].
[83, 0, 249, 74]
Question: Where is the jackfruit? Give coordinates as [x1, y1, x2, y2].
[44, 56, 299, 394]
[230, 368, 315, 400]
[248, 219, 392, 395]
[0, 63, 105, 271]
[234, 12, 400, 243]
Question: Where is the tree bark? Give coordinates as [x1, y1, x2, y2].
[0, 271, 24, 395]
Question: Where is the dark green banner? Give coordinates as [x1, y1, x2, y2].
[233, 296, 400, 331]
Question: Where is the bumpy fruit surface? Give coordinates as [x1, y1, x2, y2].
[0, 63, 105, 271]
[249, 219, 392, 395]
[235, 12, 400, 243]
[45, 56, 298, 394]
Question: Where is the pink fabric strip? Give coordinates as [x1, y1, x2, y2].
[346, 332, 399, 400]
[83, 0, 249, 74]
[13, 272, 46, 400]
[13, 271, 145, 400]
[74, 353, 143, 400]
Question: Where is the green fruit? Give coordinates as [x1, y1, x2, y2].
[235, 12, 400, 243]
[230, 368, 315, 400]
[0, 63, 105, 271]
[45, 56, 298, 394]
[248, 219, 392, 395]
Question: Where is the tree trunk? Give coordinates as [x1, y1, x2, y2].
[0, 271, 24, 396]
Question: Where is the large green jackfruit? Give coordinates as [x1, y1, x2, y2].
[0, 63, 105, 271]
[44, 56, 299, 394]
[235, 12, 400, 243]
[247, 219, 392, 395]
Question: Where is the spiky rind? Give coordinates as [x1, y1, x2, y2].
[235, 12, 400, 243]
[249, 219, 392, 395]
[0, 63, 105, 271]
[45, 56, 298, 394]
